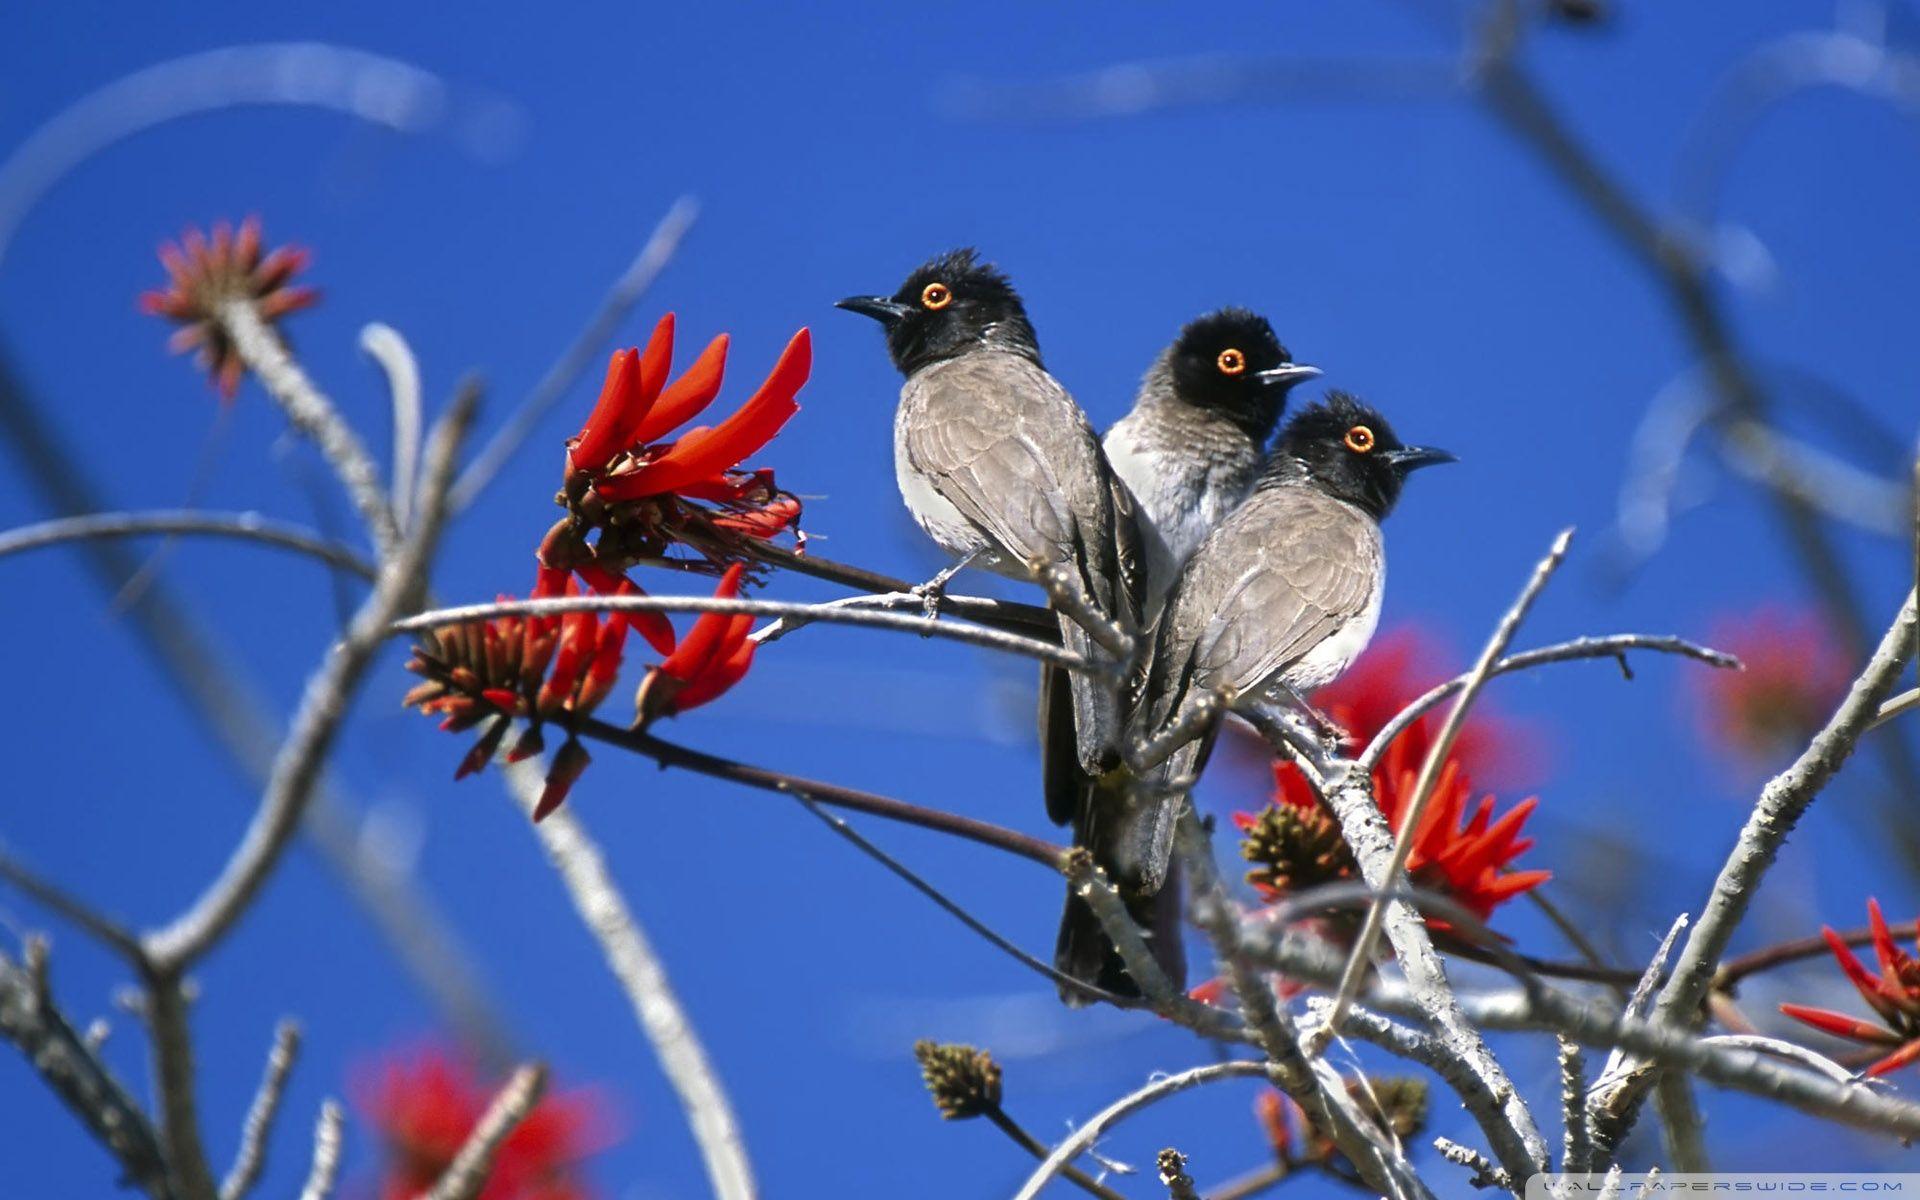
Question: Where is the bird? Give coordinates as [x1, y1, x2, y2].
[836, 249, 1160, 1003]
[1049, 308, 1318, 1003]
[1105, 307, 1320, 614]
[1125, 391, 1456, 905]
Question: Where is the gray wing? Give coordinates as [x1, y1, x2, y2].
[1147, 487, 1380, 730]
[901, 354, 1124, 617]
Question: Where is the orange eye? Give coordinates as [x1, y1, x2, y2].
[1344, 425, 1376, 453]
[1216, 348, 1246, 375]
[921, 282, 952, 310]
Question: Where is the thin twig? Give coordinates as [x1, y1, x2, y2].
[143, 385, 474, 971]
[0, 941, 174, 1199]
[1062, 848, 1177, 1008]
[0, 509, 377, 580]
[1010, 1062, 1272, 1200]
[1320, 528, 1573, 1051]
[295, 1102, 343, 1200]
[0, 341, 513, 1067]
[579, 720, 1067, 868]
[505, 761, 756, 1200]
[1357, 633, 1739, 772]
[0, 846, 144, 960]
[220, 1020, 301, 1200]
[1559, 1038, 1591, 1174]
[790, 798, 1136, 1009]
[423, 1063, 548, 1200]
[393, 592, 1099, 674]
[982, 1107, 1130, 1200]
[1433, 1138, 1512, 1192]
[451, 195, 699, 511]
[1699, 1035, 1859, 1086]
[359, 324, 422, 531]
[1590, 586, 1919, 1148]
[219, 299, 399, 555]
[1716, 918, 1920, 991]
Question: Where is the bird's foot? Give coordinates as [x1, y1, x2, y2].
[910, 551, 979, 624]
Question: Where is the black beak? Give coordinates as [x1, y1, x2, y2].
[836, 295, 913, 325]
[1255, 362, 1322, 390]
[1381, 445, 1457, 474]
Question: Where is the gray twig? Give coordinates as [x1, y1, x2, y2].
[1357, 634, 1739, 772]
[1062, 848, 1177, 1009]
[1559, 1038, 1591, 1174]
[504, 760, 756, 1200]
[1319, 529, 1572, 1054]
[423, 1063, 548, 1200]
[394, 592, 1098, 673]
[294, 1102, 343, 1200]
[0, 941, 174, 1199]
[1009, 1062, 1273, 1200]
[1589, 586, 1919, 1149]
[220, 1020, 301, 1200]
[359, 324, 423, 531]
[1433, 1138, 1512, 1192]
[0, 509, 377, 581]
[143, 384, 474, 971]
[218, 299, 400, 555]
[451, 195, 699, 511]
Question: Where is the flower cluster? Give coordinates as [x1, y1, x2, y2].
[406, 319, 808, 819]
[354, 1044, 609, 1200]
[1237, 627, 1549, 936]
[139, 217, 318, 400]
[912, 1040, 1003, 1120]
[1780, 898, 1920, 1076]
[1693, 605, 1850, 766]
[539, 314, 811, 586]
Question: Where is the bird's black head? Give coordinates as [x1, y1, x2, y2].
[836, 248, 1041, 376]
[1165, 307, 1319, 441]
[1272, 390, 1455, 520]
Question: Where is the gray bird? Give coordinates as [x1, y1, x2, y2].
[836, 248, 1145, 827]
[1126, 393, 1456, 902]
[1050, 309, 1318, 1002]
[1105, 307, 1320, 613]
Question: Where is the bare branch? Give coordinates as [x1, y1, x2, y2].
[579, 720, 1067, 868]
[1433, 1138, 1512, 1192]
[1357, 633, 1739, 772]
[451, 195, 699, 511]
[0, 941, 173, 1199]
[144, 385, 474, 971]
[741, 540, 1058, 634]
[295, 1102, 343, 1200]
[1320, 528, 1572, 1050]
[220, 1020, 301, 1200]
[0, 510, 377, 581]
[359, 324, 422, 530]
[504, 761, 756, 1200]
[423, 1063, 548, 1200]
[1062, 848, 1177, 1008]
[218, 299, 400, 555]
[978, 1107, 1130, 1200]
[394, 592, 1099, 674]
[1559, 1038, 1591, 1174]
[0, 846, 144, 961]
[1010, 1061, 1272, 1200]
[1589, 586, 1918, 1147]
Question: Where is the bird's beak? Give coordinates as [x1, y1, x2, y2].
[1381, 445, 1458, 473]
[1255, 362, 1322, 389]
[835, 295, 913, 325]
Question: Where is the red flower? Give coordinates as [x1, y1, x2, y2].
[403, 567, 655, 819]
[1693, 606, 1849, 765]
[1781, 898, 1920, 1076]
[1243, 628, 1547, 932]
[541, 316, 810, 588]
[139, 217, 318, 400]
[354, 1044, 610, 1200]
[631, 563, 757, 728]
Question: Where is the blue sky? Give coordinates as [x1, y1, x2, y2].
[4, 2, 1920, 1195]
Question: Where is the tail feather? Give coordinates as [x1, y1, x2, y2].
[1054, 857, 1187, 1007]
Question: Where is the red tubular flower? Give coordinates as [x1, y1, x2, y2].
[139, 217, 318, 400]
[1781, 898, 1920, 1076]
[1693, 605, 1849, 765]
[1244, 627, 1546, 934]
[631, 563, 757, 728]
[354, 1044, 610, 1200]
[404, 571, 635, 818]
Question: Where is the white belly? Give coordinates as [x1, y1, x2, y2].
[1105, 421, 1251, 605]
[893, 409, 1018, 577]
[1284, 565, 1385, 692]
